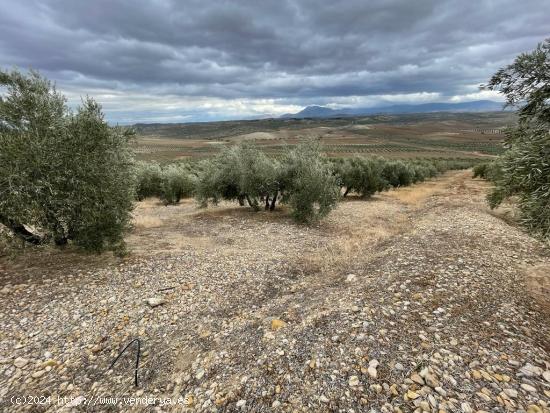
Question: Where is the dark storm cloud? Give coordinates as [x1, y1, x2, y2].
[0, 0, 547, 121]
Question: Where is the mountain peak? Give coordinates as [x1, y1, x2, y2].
[281, 100, 505, 118]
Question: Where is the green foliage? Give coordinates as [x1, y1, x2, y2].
[336, 157, 388, 197]
[381, 160, 413, 187]
[472, 161, 503, 181]
[194, 141, 338, 222]
[134, 161, 196, 205]
[195, 145, 254, 207]
[135, 161, 163, 200]
[279, 142, 340, 223]
[0, 69, 135, 252]
[484, 39, 550, 240]
[472, 163, 489, 179]
[139, 140, 475, 225]
[159, 164, 196, 205]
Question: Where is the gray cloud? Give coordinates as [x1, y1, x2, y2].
[0, 0, 547, 122]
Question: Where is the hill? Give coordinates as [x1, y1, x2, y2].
[281, 100, 506, 118]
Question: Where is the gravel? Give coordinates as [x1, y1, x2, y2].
[1, 171, 549, 412]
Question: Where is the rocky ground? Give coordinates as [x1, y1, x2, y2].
[1, 171, 549, 412]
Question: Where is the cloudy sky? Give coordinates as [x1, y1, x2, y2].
[0, 0, 547, 123]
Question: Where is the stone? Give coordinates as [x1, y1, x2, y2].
[0, 286, 11, 294]
[425, 373, 439, 388]
[145, 297, 166, 308]
[32, 370, 45, 379]
[271, 319, 286, 330]
[394, 362, 404, 371]
[519, 363, 543, 377]
[405, 390, 419, 400]
[345, 274, 357, 283]
[461, 402, 473, 413]
[543, 371, 550, 383]
[527, 406, 543, 413]
[349, 375, 360, 387]
[370, 384, 382, 393]
[195, 368, 205, 380]
[14, 357, 28, 368]
[184, 394, 195, 407]
[503, 388, 517, 398]
[435, 387, 447, 397]
[411, 373, 424, 385]
[368, 366, 377, 379]
[236, 400, 246, 408]
[319, 395, 329, 403]
[520, 383, 537, 393]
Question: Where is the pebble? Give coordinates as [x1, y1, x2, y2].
[32, 370, 45, 379]
[271, 319, 286, 330]
[349, 376, 360, 387]
[145, 297, 165, 308]
[520, 383, 537, 393]
[504, 388, 518, 398]
[13, 357, 28, 368]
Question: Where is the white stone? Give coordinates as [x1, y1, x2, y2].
[14, 357, 28, 368]
[145, 297, 166, 308]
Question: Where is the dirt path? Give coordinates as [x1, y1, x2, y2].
[1, 171, 549, 412]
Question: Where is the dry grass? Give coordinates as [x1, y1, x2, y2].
[383, 175, 456, 205]
[133, 215, 163, 229]
[297, 198, 410, 279]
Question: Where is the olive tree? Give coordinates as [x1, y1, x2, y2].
[0, 69, 135, 252]
[195, 144, 279, 210]
[135, 161, 163, 200]
[484, 39, 550, 240]
[279, 141, 340, 223]
[159, 164, 196, 205]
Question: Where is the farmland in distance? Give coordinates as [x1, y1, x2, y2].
[132, 111, 514, 161]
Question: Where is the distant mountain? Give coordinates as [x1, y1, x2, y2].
[281, 100, 505, 118]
